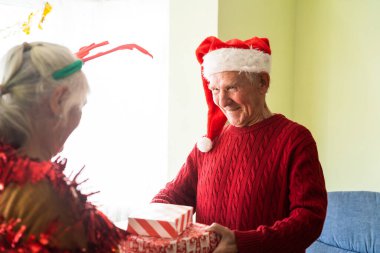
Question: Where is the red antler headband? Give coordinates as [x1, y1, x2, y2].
[52, 41, 153, 80]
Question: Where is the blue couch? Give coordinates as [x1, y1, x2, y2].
[307, 191, 380, 253]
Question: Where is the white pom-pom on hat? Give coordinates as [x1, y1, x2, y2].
[197, 136, 213, 153]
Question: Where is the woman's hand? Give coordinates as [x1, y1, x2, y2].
[206, 223, 238, 253]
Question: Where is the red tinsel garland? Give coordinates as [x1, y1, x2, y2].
[0, 143, 126, 252]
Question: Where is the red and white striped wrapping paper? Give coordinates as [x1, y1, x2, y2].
[120, 223, 220, 253]
[127, 203, 193, 238]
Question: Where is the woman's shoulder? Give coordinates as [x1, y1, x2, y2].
[0, 142, 62, 186]
[0, 143, 125, 252]
[0, 178, 88, 250]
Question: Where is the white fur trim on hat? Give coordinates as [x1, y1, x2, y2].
[202, 48, 271, 81]
[197, 136, 213, 153]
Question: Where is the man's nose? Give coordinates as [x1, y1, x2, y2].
[218, 90, 230, 107]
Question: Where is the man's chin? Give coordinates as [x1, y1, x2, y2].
[227, 119, 240, 127]
[227, 117, 247, 127]
[225, 114, 238, 124]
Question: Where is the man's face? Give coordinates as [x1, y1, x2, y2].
[208, 71, 266, 127]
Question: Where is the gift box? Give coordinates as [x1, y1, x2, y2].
[127, 203, 193, 238]
[120, 223, 220, 253]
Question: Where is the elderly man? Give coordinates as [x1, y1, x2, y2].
[152, 36, 327, 253]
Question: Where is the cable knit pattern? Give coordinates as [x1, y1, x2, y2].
[152, 114, 327, 253]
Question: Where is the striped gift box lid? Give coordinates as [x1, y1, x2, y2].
[127, 203, 193, 239]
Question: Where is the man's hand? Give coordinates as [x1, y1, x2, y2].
[206, 223, 238, 253]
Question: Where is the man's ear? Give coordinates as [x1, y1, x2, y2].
[258, 72, 270, 94]
[49, 85, 69, 117]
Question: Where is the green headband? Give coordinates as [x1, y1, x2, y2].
[52, 60, 83, 80]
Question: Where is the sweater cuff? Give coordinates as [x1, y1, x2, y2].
[234, 230, 263, 253]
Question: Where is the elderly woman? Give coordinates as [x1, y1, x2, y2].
[0, 42, 123, 252]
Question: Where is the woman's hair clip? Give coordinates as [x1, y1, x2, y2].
[23, 42, 32, 52]
[0, 84, 9, 96]
[52, 41, 152, 81]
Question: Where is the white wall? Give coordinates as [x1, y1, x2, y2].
[168, 0, 218, 179]
[294, 0, 380, 191]
[218, 0, 297, 118]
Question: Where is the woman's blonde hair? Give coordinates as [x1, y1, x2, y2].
[0, 42, 89, 148]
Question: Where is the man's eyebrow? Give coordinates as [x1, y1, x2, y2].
[226, 80, 240, 87]
[208, 80, 240, 89]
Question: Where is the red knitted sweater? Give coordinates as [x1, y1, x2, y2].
[153, 114, 327, 253]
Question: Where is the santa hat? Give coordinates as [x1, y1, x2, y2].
[195, 36, 271, 152]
